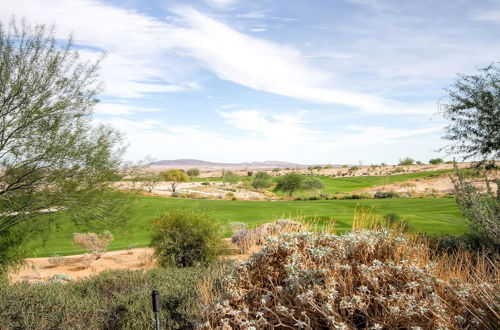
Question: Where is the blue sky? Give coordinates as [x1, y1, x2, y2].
[2, 0, 499, 164]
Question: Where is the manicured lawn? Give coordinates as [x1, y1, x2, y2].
[24, 195, 467, 257]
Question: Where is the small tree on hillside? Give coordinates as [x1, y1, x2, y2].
[275, 173, 303, 196]
[429, 158, 444, 165]
[440, 63, 500, 166]
[398, 157, 415, 166]
[161, 169, 188, 193]
[186, 168, 200, 180]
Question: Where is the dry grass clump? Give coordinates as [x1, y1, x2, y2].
[231, 219, 305, 254]
[201, 229, 499, 329]
[73, 231, 114, 259]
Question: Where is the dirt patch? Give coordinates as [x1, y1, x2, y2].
[9, 240, 256, 283]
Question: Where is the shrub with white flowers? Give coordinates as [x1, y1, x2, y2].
[201, 229, 498, 329]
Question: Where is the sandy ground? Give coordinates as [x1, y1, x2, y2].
[9, 248, 157, 283]
[9, 240, 252, 283]
[113, 181, 270, 200]
[357, 171, 499, 196]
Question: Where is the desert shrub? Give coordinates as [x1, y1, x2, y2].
[348, 166, 359, 172]
[275, 173, 303, 196]
[429, 158, 444, 165]
[398, 157, 415, 165]
[201, 182, 210, 186]
[374, 190, 400, 199]
[73, 231, 114, 259]
[251, 177, 272, 190]
[302, 177, 324, 192]
[0, 268, 205, 329]
[451, 167, 500, 251]
[394, 166, 404, 173]
[382, 213, 412, 232]
[424, 232, 484, 254]
[247, 171, 253, 177]
[231, 219, 305, 254]
[150, 208, 225, 267]
[49, 273, 73, 284]
[48, 254, 64, 267]
[201, 230, 499, 329]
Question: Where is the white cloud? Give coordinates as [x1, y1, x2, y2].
[94, 103, 163, 115]
[99, 110, 443, 163]
[1, 0, 439, 114]
[203, 0, 238, 9]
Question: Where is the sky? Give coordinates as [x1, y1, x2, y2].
[1, 0, 499, 164]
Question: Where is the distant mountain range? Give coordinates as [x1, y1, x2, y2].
[149, 159, 311, 168]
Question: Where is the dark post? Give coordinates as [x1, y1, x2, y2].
[152, 290, 160, 330]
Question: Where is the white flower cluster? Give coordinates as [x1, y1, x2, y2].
[201, 228, 496, 329]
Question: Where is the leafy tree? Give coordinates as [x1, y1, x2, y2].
[398, 157, 415, 166]
[160, 169, 188, 193]
[186, 168, 200, 180]
[222, 171, 238, 185]
[429, 158, 444, 165]
[139, 172, 162, 193]
[275, 173, 303, 196]
[302, 177, 324, 193]
[440, 63, 500, 165]
[0, 19, 126, 270]
[251, 177, 271, 190]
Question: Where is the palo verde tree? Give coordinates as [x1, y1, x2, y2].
[440, 63, 500, 166]
[160, 169, 188, 193]
[0, 19, 126, 270]
[186, 168, 200, 180]
[275, 173, 303, 197]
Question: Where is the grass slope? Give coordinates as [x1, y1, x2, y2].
[24, 195, 467, 257]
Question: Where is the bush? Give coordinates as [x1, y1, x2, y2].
[383, 213, 412, 232]
[150, 208, 225, 267]
[302, 177, 324, 192]
[201, 230, 498, 329]
[73, 231, 114, 259]
[451, 167, 500, 251]
[374, 191, 400, 199]
[398, 157, 415, 165]
[0, 268, 205, 329]
[251, 177, 272, 190]
[429, 158, 444, 165]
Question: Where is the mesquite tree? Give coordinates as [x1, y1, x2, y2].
[440, 64, 500, 165]
[0, 19, 126, 269]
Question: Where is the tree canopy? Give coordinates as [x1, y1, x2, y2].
[440, 63, 500, 165]
[160, 169, 188, 192]
[0, 19, 126, 270]
[275, 173, 303, 197]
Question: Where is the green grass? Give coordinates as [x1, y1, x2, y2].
[288, 169, 453, 195]
[24, 195, 467, 257]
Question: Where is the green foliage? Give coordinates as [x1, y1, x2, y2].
[348, 166, 359, 172]
[275, 173, 303, 196]
[302, 177, 324, 192]
[0, 19, 125, 270]
[247, 171, 254, 177]
[440, 63, 500, 164]
[416, 161, 423, 165]
[374, 191, 400, 199]
[150, 208, 225, 267]
[272, 168, 281, 172]
[398, 157, 415, 165]
[222, 171, 239, 185]
[394, 167, 404, 173]
[255, 171, 271, 180]
[382, 213, 412, 232]
[186, 168, 200, 179]
[429, 158, 444, 165]
[138, 172, 162, 192]
[451, 166, 500, 251]
[0, 268, 205, 329]
[160, 169, 189, 192]
[251, 177, 272, 190]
